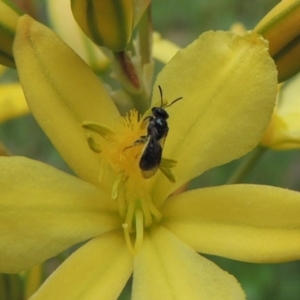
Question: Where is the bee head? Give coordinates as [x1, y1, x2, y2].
[152, 107, 169, 119]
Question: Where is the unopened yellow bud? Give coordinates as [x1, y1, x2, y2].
[255, 0, 300, 82]
[71, 0, 134, 51]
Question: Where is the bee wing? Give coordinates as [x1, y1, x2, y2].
[140, 136, 163, 178]
[158, 135, 167, 149]
[141, 167, 160, 179]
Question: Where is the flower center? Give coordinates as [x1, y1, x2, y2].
[82, 109, 164, 254]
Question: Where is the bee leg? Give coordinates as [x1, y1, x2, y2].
[123, 135, 149, 151]
[134, 135, 149, 144]
[140, 116, 152, 129]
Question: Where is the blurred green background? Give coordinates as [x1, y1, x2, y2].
[2, 0, 300, 299]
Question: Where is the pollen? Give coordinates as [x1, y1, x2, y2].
[83, 109, 146, 179]
[106, 109, 146, 178]
[82, 109, 164, 254]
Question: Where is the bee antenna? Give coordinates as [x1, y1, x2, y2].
[158, 85, 164, 107]
[165, 96, 183, 108]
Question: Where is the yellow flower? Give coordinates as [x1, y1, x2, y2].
[2, 14, 300, 300]
[261, 73, 300, 149]
[152, 32, 180, 64]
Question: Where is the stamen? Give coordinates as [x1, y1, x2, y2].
[86, 134, 102, 153]
[116, 186, 127, 218]
[160, 157, 177, 168]
[122, 209, 144, 255]
[159, 158, 177, 182]
[122, 223, 134, 254]
[135, 186, 156, 227]
[159, 165, 176, 182]
[146, 198, 163, 221]
[133, 209, 144, 253]
[98, 158, 105, 182]
[122, 109, 141, 129]
[139, 194, 153, 227]
[125, 200, 135, 233]
[82, 122, 115, 141]
[112, 173, 126, 200]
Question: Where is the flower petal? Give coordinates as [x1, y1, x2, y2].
[152, 32, 180, 64]
[162, 184, 300, 263]
[13, 15, 122, 185]
[0, 156, 120, 273]
[150, 31, 277, 203]
[267, 72, 300, 149]
[132, 226, 245, 300]
[0, 83, 29, 122]
[30, 231, 132, 300]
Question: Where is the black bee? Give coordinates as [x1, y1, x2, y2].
[132, 86, 182, 178]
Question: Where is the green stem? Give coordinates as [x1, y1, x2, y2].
[112, 51, 150, 114]
[226, 145, 267, 184]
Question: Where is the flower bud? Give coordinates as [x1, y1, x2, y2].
[71, 0, 134, 51]
[255, 0, 300, 82]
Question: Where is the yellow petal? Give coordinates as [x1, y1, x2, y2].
[150, 31, 277, 204]
[261, 73, 300, 149]
[0, 83, 29, 122]
[13, 15, 122, 185]
[162, 184, 300, 263]
[31, 231, 132, 300]
[152, 32, 180, 64]
[0, 156, 120, 273]
[229, 22, 247, 36]
[260, 112, 291, 148]
[47, 0, 110, 72]
[132, 226, 245, 300]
